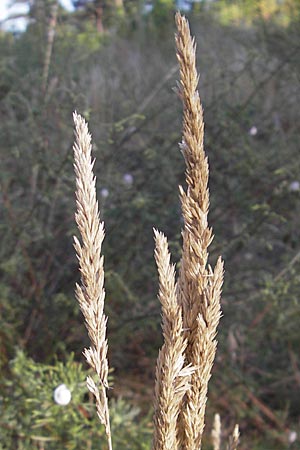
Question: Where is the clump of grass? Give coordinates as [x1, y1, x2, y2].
[73, 12, 238, 450]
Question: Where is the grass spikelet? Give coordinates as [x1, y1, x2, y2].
[228, 424, 240, 450]
[212, 413, 221, 450]
[73, 112, 112, 450]
[153, 229, 194, 450]
[175, 12, 224, 449]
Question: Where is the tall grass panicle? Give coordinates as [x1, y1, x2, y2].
[73, 13, 232, 450]
[175, 12, 224, 449]
[152, 12, 224, 450]
[73, 112, 112, 450]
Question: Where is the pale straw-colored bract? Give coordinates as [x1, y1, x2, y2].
[73, 112, 112, 450]
[212, 413, 240, 450]
[212, 413, 222, 450]
[228, 424, 240, 450]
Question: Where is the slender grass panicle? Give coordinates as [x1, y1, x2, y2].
[153, 230, 194, 450]
[175, 12, 224, 450]
[73, 112, 112, 450]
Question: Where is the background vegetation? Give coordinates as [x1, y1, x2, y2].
[0, 0, 300, 448]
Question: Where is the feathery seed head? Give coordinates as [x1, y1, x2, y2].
[73, 112, 112, 450]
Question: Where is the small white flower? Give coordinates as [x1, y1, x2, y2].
[289, 181, 300, 192]
[53, 384, 71, 406]
[288, 430, 297, 443]
[123, 173, 133, 186]
[143, 3, 153, 13]
[100, 188, 109, 198]
[249, 126, 258, 136]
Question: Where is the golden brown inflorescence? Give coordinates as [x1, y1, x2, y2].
[73, 13, 236, 450]
[152, 13, 224, 450]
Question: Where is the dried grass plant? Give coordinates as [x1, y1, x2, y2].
[152, 230, 194, 450]
[73, 12, 238, 450]
[175, 12, 224, 450]
[73, 111, 112, 450]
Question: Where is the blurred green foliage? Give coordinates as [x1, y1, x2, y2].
[1, 0, 300, 448]
[214, 0, 300, 27]
[0, 350, 152, 449]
